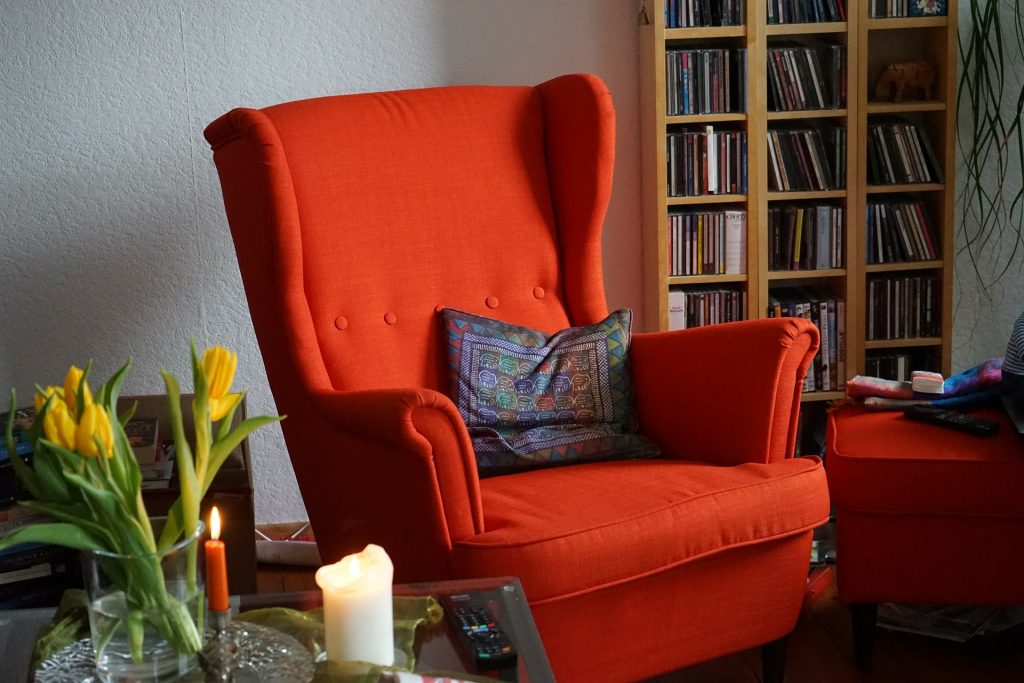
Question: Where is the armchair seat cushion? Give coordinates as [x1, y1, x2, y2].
[452, 456, 828, 602]
[827, 406, 1024, 517]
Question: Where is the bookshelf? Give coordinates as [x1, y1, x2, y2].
[640, 0, 957, 397]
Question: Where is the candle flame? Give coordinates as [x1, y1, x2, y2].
[210, 506, 222, 541]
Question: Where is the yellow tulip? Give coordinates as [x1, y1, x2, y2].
[63, 365, 93, 419]
[201, 346, 242, 421]
[34, 385, 64, 414]
[43, 399, 77, 450]
[76, 403, 113, 458]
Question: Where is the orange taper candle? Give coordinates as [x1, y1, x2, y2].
[205, 506, 230, 613]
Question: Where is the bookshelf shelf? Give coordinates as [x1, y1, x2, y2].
[667, 274, 748, 285]
[666, 27, 746, 40]
[802, 391, 846, 403]
[667, 113, 748, 124]
[865, 183, 944, 194]
[868, 17, 947, 30]
[867, 100, 946, 114]
[767, 109, 848, 120]
[864, 338, 944, 350]
[666, 194, 747, 205]
[767, 190, 847, 201]
[768, 268, 847, 281]
[865, 260, 944, 273]
[766, 22, 848, 36]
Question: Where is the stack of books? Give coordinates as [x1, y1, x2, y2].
[768, 0, 846, 23]
[668, 287, 747, 330]
[767, 125, 846, 191]
[867, 119, 943, 185]
[766, 43, 846, 111]
[866, 198, 939, 263]
[667, 126, 748, 196]
[768, 288, 846, 393]
[768, 204, 845, 271]
[665, 48, 748, 115]
[869, 0, 947, 18]
[866, 274, 941, 340]
[667, 208, 747, 276]
[665, 0, 746, 28]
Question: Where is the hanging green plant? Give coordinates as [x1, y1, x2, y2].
[957, 0, 1024, 288]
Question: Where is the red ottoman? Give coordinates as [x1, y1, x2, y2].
[826, 404, 1024, 667]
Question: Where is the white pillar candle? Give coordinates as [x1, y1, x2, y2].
[315, 543, 395, 665]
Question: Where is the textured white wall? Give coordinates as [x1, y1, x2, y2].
[953, 8, 1024, 368]
[0, 0, 642, 523]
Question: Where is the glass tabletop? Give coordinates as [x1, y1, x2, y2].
[0, 576, 554, 683]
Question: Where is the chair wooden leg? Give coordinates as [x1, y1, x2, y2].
[851, 602, 878, 671]
[761, 635, 789, 683]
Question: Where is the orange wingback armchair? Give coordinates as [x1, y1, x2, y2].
[205, 74, 830, 682]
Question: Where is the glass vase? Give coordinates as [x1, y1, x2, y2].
[81, 521, 206, 682]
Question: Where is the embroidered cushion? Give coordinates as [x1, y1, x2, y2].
[441, 308, 660, 477]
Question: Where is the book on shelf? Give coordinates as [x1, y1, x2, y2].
[665, 0, 746, 28]
[869, 0, 947, 19]
[668, 287, 747, 330]
[768, 0, 847, 24]
[0, 534, 80, 609]
[867, 118, 944, 185]
[767, 287, 845, 392]
[767, 42, 846, 111]
[866, 351, 939, 381]
[768, 203, 845, 271]
[866, 274, 941, 341]
[866, 198, 939, 264]
[665, 47, 747, 115]
[767, 124, 846, 192]
[667, 126, 748, 197]
[667, 208, 747, 275]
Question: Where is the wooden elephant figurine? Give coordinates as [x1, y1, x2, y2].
[874, 61, 937, 103]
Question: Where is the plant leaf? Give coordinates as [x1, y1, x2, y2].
[205, 415, 283, 490]
[0, 522, 104, 554]
[159, 370, 198, 550]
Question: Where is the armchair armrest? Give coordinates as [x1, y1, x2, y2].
[630, 318, 818, 465]
[301, 387, 484, 579]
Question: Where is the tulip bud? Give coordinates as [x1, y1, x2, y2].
[201, 346, 241, 421]
[43, 399, 77, 450]
[63, 365, 93, 419]
[76, 403, 113, 458]
[34, 385, 64, 414]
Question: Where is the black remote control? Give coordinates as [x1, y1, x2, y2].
[904, 405, 999, 436]
[441, 592, 518, 672]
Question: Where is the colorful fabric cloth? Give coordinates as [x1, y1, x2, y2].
[853, 358, 1005, 411]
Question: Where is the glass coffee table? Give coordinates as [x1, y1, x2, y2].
[0, 576, 554, 683]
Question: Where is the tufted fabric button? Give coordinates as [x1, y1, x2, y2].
[533, 286, 545, 299]
[384, 312, 397, 325]
[485, 296, 499, 309]
[434, 304, 444, 314]
[334, 316, 348, 331]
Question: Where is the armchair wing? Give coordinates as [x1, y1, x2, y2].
[631, 317, 819, 465]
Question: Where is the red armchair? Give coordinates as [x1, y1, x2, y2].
[205, 74, 830, 682]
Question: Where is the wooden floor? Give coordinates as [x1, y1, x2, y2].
[256, 553, 1024, 682]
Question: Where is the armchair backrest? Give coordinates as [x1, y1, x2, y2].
[205, 74, 615, 395]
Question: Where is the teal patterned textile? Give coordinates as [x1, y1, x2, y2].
[441, 308, 660, 477]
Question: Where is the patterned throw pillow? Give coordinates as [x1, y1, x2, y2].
[440, 308, 661, 477]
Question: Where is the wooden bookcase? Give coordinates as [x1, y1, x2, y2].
[640, 0, 956, 397]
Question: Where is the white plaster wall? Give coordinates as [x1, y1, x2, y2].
[0, 0, 642, 523]
[953, 8, 1024, 368]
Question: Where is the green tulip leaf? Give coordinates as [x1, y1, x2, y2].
[97, 358, 132, 415]
[205, 415, 283, 490]
[0, 522, 104, 554]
